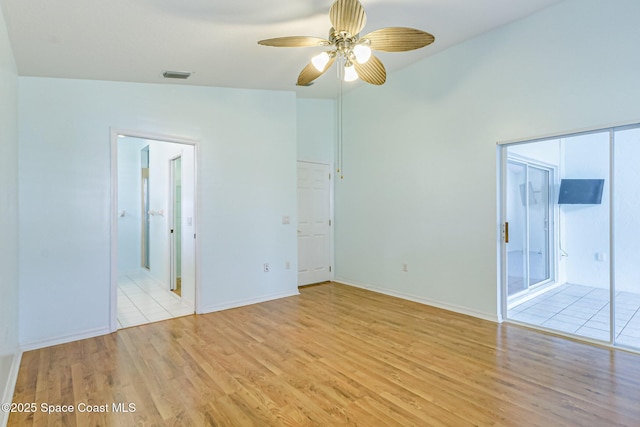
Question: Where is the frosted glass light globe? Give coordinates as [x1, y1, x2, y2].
[311, 52, 331, 71]
[353, 44, 371, 64]
[344, 64, 358, 82]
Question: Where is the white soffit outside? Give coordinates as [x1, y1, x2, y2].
[0, 0, 563, 98]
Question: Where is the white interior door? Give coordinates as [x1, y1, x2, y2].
[297, 161, 332, 286]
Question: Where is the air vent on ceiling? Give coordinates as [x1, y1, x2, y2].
[162, 71, 192, 79]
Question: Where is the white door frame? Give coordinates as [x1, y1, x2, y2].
[110, 128, 200, 332]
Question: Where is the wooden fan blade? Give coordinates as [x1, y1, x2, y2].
[258, 36, 330, 48]
[353, 55, 386, 85]
[362, 27, 435, 52]
[329, 0, 367, 36]
[297, 56, 336, 86]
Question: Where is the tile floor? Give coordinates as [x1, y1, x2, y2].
[117, 271, 194, 329]
[508, 283, 640, 349]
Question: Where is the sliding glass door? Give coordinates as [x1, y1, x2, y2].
[613, 126, 640, 349]
[502, 131, 614, 345]
[506, 158, 552, 299]
[502, 126, 640, 351]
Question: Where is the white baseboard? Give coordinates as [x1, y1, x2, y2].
[198, 290, 300, 314]
[335, 278, 499, 323]
[20, 327, 112, 352]
[1, 350, 22, 427]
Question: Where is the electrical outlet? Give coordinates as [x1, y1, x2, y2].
[285, 261, 290, 270]
[264, 263, 270, 272]
[402, 263, 408, 272]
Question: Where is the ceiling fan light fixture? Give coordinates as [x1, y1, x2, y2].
[311, 51, 332, 72]
[353, 42, 371, 64]
[257, 0, 434, 86]
[344, 63, 358, 82]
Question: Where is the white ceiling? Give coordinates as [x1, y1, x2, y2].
[1, 0, 563, 98]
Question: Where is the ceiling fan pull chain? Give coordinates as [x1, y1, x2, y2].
[338, 59, 344, 179]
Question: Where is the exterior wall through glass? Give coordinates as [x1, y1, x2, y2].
[500, 124, 640, 352]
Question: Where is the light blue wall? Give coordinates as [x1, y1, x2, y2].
[117, 137, 145, 273]
[0, 3, 20, 420]
[335, 0, 640, 319]
[18, 78, 299, 348]
[297, 98, 335, 165]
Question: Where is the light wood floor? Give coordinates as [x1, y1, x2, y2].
[9, 283, 640, 426]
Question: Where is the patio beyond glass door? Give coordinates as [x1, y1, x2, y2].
[503, 131, 612, 344]
[506, 159, 552, 299]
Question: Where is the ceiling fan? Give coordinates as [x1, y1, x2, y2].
[258, 0, 435, 86]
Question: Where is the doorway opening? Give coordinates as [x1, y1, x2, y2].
[112, 132, 197, 330]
